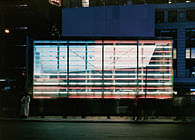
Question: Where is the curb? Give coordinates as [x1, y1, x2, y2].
[0, 118, 194, 124]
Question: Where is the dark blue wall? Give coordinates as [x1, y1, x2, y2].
[62, 5, 154, 37]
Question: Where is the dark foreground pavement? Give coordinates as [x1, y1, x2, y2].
[0, 120, 195, 140]
[1, 116, 195, 124]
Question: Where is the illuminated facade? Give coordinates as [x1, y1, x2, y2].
[33, 40, 173, 99]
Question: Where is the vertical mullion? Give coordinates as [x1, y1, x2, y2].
[113, 44, 116, 94]
[57, 43, 60, 73]
[85, 43, 88, 94]
[102, 40, 104, 98]
[137, 40, 139, 96]
[57, 43, 60, 97]
[145, 66, 147, 98]
[67, 41, 69, 98]
[25, 35, 29, 92]
[32, 41, 35, 97]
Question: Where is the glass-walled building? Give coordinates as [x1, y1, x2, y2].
[47, 1, 195, 96]
[33, 40, 173, 99]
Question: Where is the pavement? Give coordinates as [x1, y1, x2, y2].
[1, 116, 195, 124]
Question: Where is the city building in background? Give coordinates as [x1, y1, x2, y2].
[0, 0, 61, 90]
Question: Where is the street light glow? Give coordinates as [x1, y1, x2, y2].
[4, 29, 10, 34]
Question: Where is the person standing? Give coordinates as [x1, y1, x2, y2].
[21, 92, 30, 118]
[132, 95, 141, 120]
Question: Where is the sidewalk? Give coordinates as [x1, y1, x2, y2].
[1, 116, 195, 124]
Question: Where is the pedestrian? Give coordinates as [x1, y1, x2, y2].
[21, 92, 30, 118]
[132, 95, 141, 120]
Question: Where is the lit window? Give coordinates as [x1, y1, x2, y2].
[82, 0, 89, 7]
[186, 0, 191, 3]
[48, 0, 61, 7]
[16, 4, 28, 7]
[173, 48, 177, 59]
[186, 48, 190, 59]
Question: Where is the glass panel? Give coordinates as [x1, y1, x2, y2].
[186, 29, 195, 77]
[155, 10, 164, 23]
[139, 40, 173, 98]
[86, 42, 102, 97]
[191, 48, 195, 58]
[139, 43, 156, 96]
[33, 40, 173, 99]
[104, 41, 137, 97]
[69, 43, 86, 96]
[82, 0, 89, 7]
[33, 44, 67, 98]
[178, 11, 185, 22]
[59, 45, 67, 72]
[70, 0, 82, 8]
[186, 48, 190, 59]
[89, 0, 105, 7]
[186, 9, 195, 21]
[68, 41, 102, 98]
[168, 10, 177, 22]
[155, 29, 177, 48]
[174, 48, 177, 59]
[191, 60, 195, 77]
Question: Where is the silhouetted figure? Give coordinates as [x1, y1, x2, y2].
[21, 92, 30, 118]
[132, 95, 142, 120]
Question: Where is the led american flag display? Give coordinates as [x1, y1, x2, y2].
[33, 40, 173, 99]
